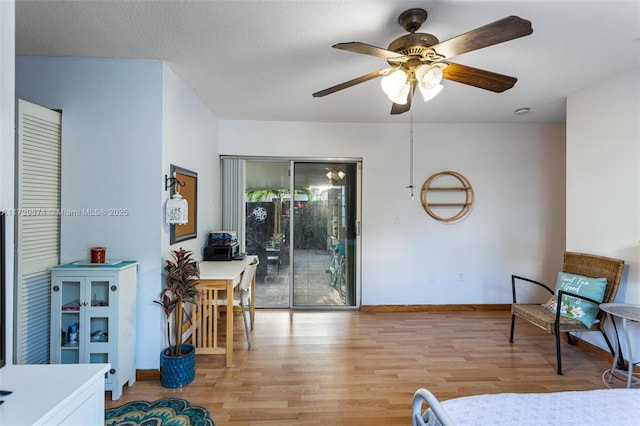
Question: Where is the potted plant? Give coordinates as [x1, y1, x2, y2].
[271, 232, 284, 245]
[154, 247, 201, 388]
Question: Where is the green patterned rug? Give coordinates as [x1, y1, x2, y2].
[105, 398, 215, 426]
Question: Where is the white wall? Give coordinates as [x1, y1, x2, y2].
[161, 62, 220, 257]
[15, 57, 220, 369]
[566, 67, 640, 353]
[158, 63, 220, 366]
[220, 120, 566, 305]
[0, 0, 15, 366]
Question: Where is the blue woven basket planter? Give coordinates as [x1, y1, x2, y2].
[160, 344, 196, 388]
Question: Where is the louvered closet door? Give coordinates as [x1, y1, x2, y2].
[16, 100, 61, 364]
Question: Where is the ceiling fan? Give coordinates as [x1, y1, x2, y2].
[312, 8, 533, 115]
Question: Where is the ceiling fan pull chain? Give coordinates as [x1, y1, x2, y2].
[407, 109, 415, 200]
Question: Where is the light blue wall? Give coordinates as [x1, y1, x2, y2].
[15, 58, 162, 275]
[16, 56, 163, 368]
[0, 0, 15, 366]
[16, 56, 220, 369]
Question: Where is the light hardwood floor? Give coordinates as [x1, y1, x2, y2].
[106, 309, 617, 425]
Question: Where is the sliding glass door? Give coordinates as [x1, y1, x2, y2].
[291, 162, 357, 306]
[245, 161, 290, 307]
[242, 159, 359, 308]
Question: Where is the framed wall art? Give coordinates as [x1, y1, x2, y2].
[169, 165, 197, 244]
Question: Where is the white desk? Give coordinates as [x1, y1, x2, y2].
[0, 363, 109, 425]
[600, 303, 640, 388]
[194, 257, 256, 366]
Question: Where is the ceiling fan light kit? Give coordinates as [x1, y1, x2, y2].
[313, 8, 533, 115]
[381, 63, 444, 104]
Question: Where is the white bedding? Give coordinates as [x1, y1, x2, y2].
[413, 388, 640, 426]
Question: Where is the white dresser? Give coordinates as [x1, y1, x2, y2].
[0, 363, 109, 425]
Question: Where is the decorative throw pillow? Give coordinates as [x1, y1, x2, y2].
[541, 272, 608, 328]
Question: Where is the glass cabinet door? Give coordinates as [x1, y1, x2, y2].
[52, 276, 114, 366]
[57, 278, 82, 364]
[85, 278, 113, 369]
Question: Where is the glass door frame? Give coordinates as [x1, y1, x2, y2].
[223, 156, 362, 310]
[289, 160, 361, 309]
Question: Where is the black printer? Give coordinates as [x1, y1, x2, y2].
[203, 231, 239, 261]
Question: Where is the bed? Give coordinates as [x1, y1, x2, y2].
[412, 387, 640, 426]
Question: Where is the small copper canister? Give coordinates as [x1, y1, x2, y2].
[90, 247, 106, 263]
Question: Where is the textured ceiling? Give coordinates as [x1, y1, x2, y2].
[15, 0, 640, 124]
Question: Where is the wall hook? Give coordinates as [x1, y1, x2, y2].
[165, 174, 186, 192]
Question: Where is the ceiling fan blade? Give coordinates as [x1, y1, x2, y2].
[333, 42, 405, 59]
[391, 81, 416, 115]
[442, 62, 517, 93]
[312, 68, 391, 97]
[430, 16, 533, 59]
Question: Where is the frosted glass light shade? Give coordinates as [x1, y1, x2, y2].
[415, 64, 443, 90]
[418, 83, 443, 102]
[381, 70, 408, 97]
[166, 193, 188, 225]
[388, 82, 410, 104]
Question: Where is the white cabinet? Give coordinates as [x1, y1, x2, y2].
[50, 261, 137, 400]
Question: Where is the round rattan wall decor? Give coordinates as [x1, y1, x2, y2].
[420, 171, 474, 222]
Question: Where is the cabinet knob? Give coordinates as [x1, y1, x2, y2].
[109, 368, 116, 375]
[111, 285, 117, 292]
[52, 285, 60, 292]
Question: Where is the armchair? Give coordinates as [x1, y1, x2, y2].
[509, 251, 625, 375]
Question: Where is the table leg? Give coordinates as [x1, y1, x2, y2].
[226, 279, 233, 366]
[622, 318, 635, 388]
[602, 315, 620, 388]
[604, 313, 639, 388]
[250, 275, 255, 325]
